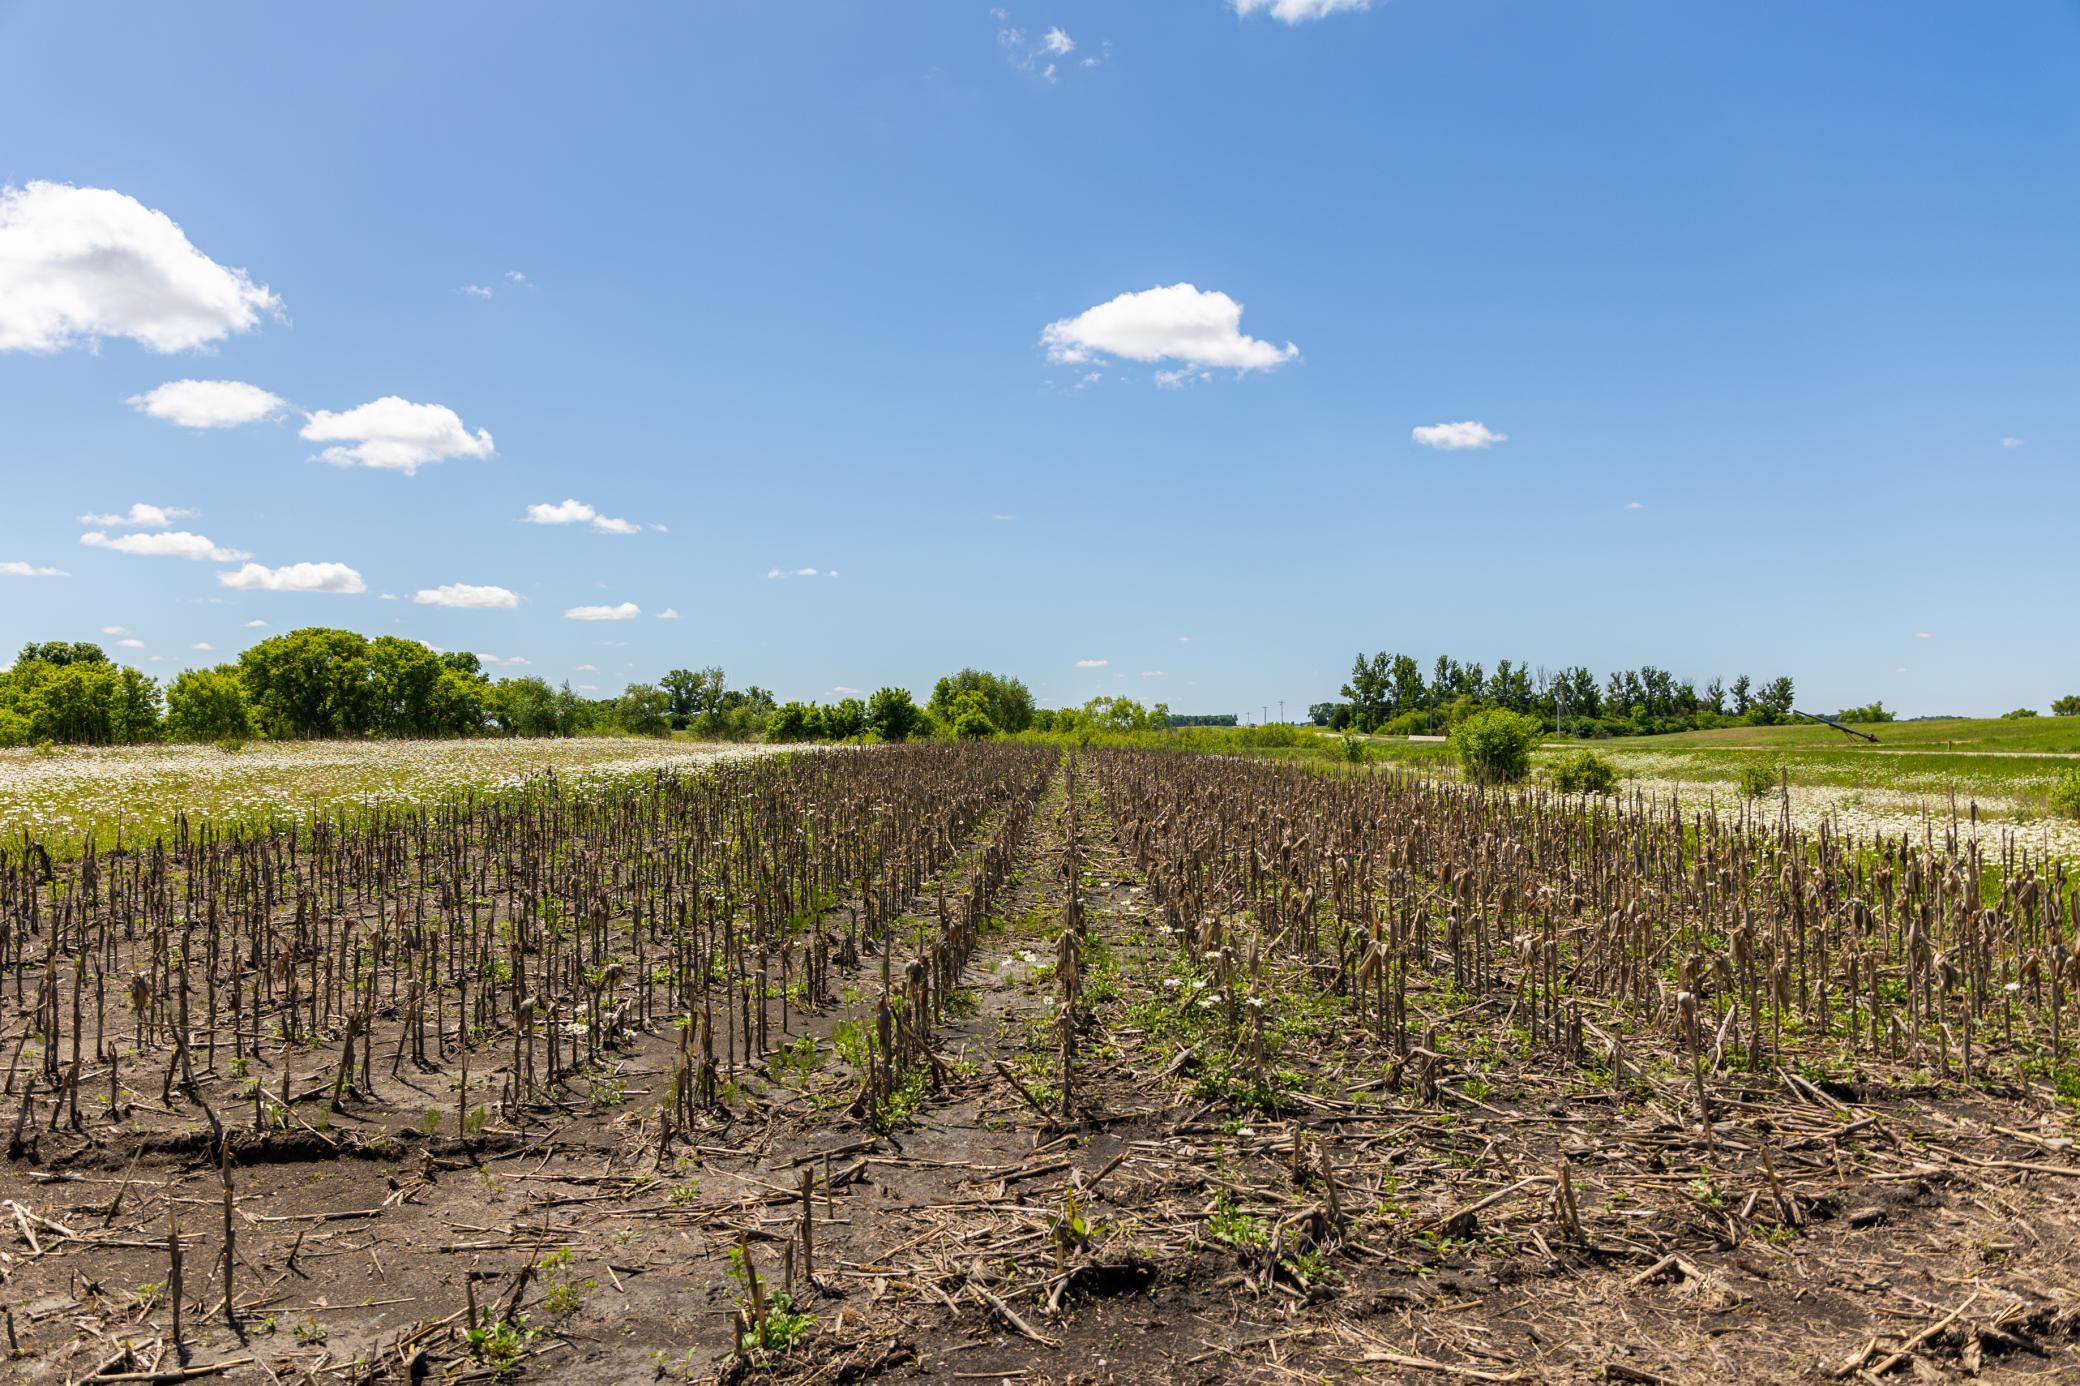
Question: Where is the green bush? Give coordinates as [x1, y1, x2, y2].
[2050, 771, 2080, 821]
[1549, 749, 1618, 795]
[1447, 708, 1543, 784]
[2003, 707, 2041, 720]
[866, 687, 922, 742]
[1737, 760, 1781, 799]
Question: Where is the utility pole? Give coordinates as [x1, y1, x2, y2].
[1278, 699, 1285, 724]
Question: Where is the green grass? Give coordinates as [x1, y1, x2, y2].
[1630, 715, 2080, 754]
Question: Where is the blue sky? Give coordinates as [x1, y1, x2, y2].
[1, 2, 2074, 717]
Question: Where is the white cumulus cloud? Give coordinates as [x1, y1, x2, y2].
[0, 181, 281, 354]
[78, 502, 194, 528]
[300, 396, 494, 474]
[217, 561, 366, 594]
[81, 529, 250, 562]
[128, 379, 285, 428]
[1042, 283, 1297, 375]
[191, 642, 213, 651]
[656, 607, 681, 620]
[115, 638, 144, 649]
[0, 560, 67, 578]
[525, 498, 638, 534]
[244, 619, 267, 628]
[1042, 26, 1075, 54]
[1412, 420, 1507, 451]
[565, 602, 640, 621]
[414, 583, 519, 609]
[1234, 0, 1374, 22]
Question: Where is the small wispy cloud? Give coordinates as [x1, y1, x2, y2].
[79, 502, 193, 528]
[1140, 670, 1164, 678]
[656, 607, 681, 620]
[565, 602, 640, 621]
[82, 530, 250, 562]
[2001, 436, 2025, 449]
[997, 10, 1108, 79]
[0, 558, 65, 578]
[525, 498, 639, 534]
[1915, 631, 1931, 640]
[766, 566, 837, 579]
[1234, 0, 1375, 23]
[191, 642, 214, 651]
[244, 619, 267, 628]
[1624, 500, 1645, 510]
[1412, 420, 1507, 451]
[115, 638, 144, 649]
[1075, 658, 1108, 669]
[414, 583, 519, 609]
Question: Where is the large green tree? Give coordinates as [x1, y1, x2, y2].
[928, 669, 1034, 735]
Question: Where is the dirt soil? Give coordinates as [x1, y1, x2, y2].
[4, 760, 2080, 1384]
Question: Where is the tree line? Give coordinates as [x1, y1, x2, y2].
[0, 635, 1191, 749]
[1313, 651, 1801, 737]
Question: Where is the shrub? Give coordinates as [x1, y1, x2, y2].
[1447, 708, 1543, 784]
[1737, 760, 1781, 799]
[2050, 771, 2080, 821]
[1834, 701, 1895, 724]
[1550, 749, 1618, 795]
[2003, 707, 2041, 720]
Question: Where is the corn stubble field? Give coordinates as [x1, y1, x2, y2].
[4, 744, 2080, 1383]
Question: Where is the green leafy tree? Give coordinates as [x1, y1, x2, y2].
[928, 669, 1034, 734]
[2054, 695, 2080, 718]
[615, 683, 672, 736]
[866, 687, 922, 742]
[0, 658, 163, 745]
[237, 628, 377, 738]
[166, 667, 253, 741]
[948, 689, 995, 739]
[766, 701, 825, 742]
[661, 667, 725, 728]
[486, 676, 566, 736]
[368, 636, 448, 736]
[823, 697, 866, 739]
[16, 640, 109, 668]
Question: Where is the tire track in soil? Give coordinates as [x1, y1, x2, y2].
[763, 756, 1291, 1385]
